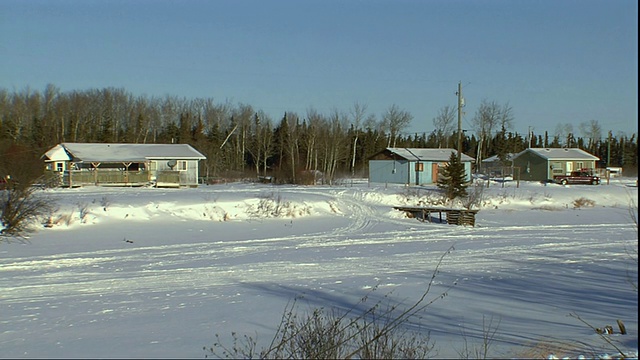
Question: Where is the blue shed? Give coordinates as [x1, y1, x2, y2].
[368, 148, 475, 186]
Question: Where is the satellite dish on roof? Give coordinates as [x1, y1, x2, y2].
[167, 159, 177, 169]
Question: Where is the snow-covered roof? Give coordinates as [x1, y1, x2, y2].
[514, 147, 599, 161]
[43, 143, 206, 163]
[385, 148, 475, 162]
[482, 153, 515, 163]
[43, 144, 72, 162]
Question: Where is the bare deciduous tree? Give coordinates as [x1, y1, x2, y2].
[432, 105, 456, 148]
[349, 102, 368, 176]
[303, 108, 322, 172]
[383, 104, 413, 148]
[472, 100, 513, 167]
[319, 109, 349, 182]
[555, 122, 574, 147]
[579, 119, 602, 153]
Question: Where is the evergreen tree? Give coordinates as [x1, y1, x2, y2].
[493, 125, 509, 163]
[437, 151, 468, 200]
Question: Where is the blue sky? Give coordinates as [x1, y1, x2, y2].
[1, 0, 637, 137]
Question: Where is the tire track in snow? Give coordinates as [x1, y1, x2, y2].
[2, 215, 634, 306]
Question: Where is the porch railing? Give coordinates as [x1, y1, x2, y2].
[47, 170, 184, 187]
[65, 170, 150, 186]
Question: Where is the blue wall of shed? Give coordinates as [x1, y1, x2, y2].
[369, 160, 473, 185]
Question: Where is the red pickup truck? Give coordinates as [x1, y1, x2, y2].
[553, 170, 600, 185]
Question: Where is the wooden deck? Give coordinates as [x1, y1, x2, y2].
[394, 206, 479, 226]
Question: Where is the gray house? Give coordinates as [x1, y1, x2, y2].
[368, 148, 475, 186]
[43, 143, 206, 188]
[512, 147, 599, 182]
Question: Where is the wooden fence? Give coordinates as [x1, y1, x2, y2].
[50, 170, 182, 187]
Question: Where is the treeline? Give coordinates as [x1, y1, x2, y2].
[0, 85, 637, 183]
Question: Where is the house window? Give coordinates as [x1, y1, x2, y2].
[55, 162, 64, 172]
[177, 160, 187, 171]
[576, 162, 584, 170]
[551, 162, 563, 174]
[149, 161, 157, 171]
[566, 162, 573, 173]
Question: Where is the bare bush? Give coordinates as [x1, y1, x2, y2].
[100, 196, 110, 211]
[77, 202, 90, 223]
[456, 315, 501, 359]
[247, 192, 287, 218]
[460, 185, 485, 210]
[564, 199, 637, 359]
[629, 195, 638, 229]
[247, 192, 310, 219]
[1, 185, 55, 240]
[399, 189, 448, 208]
[626, 196, 638, 291]
[569, 312, 634, 359]
[206, 246, 457, 359]
[572, 197, 596, 209]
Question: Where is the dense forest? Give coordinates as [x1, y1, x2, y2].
[0, 85, 637, 184]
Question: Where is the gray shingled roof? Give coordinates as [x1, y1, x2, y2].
[44, 143, 206, 163]
[386, 148, 475, 162]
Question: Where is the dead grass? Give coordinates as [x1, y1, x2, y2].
[573, 197, 596, 209]
[512, 339, 579, 359]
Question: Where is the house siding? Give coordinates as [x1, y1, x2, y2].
[151, 159, 200, 187]
[369, 159, 410, 184]
[514, 152, 548, 181]
[369, 159, 472, 185]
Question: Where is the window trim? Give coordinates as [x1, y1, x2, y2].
[177, 160, 188, 171]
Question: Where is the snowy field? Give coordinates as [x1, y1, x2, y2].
[1, 177, 638, 359]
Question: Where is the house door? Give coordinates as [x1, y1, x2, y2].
[566, 162, 573, 174]
[431, 163, 439, 183]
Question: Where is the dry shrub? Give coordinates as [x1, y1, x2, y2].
[532, 205, 564, 211]
[573, 197, 596, 209]
[512, 339, 578, 359]
[1, 185, 55, 239]
[206, 246, 456, 359]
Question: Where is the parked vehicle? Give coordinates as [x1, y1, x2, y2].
[553, 170, 600, 185]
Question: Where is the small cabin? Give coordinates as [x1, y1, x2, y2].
[42, 143, 206, 188]
[368, 148, 475, 186]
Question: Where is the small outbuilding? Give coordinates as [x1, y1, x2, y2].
[512, 147, 599, 182]
[481, 153, 516, 176]
[42, 143, 206, 188]
[368, 148, 475, 186]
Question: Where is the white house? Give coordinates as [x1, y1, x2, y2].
[42, 143, 206, 188]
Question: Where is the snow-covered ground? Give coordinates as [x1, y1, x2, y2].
[1, 178, 638, 359]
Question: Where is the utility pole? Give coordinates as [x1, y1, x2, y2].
[456, 81, 463, 161]
[607, 130, 612, 167]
